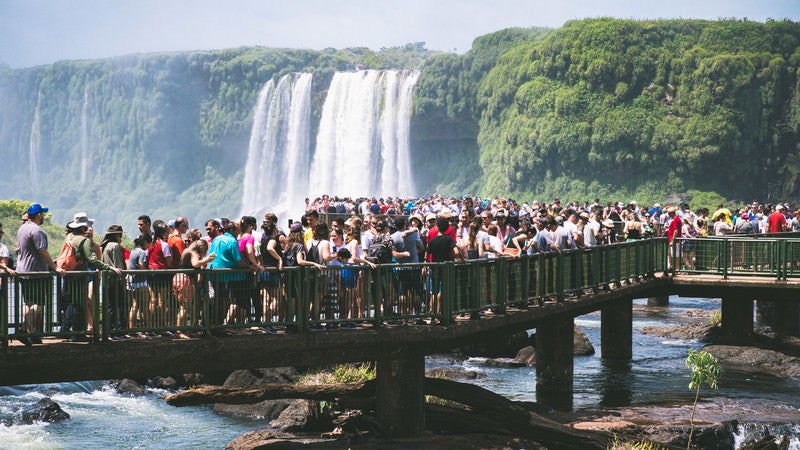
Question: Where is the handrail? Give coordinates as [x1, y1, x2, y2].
[2, 235, 798, 346]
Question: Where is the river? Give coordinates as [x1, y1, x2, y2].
[1, 296, 799, 449]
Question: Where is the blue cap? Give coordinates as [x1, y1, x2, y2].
[27, 203, 49, 215]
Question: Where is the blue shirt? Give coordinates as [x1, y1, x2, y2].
[208, 232, 243, 281]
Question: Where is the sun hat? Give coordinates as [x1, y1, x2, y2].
[68, 212, 95, 229]
[105, 224, 124, 235]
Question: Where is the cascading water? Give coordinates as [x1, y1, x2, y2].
[29, 89, 43, 191]
[80, 84, 90, 185]
[240, 73, 313, 220]
[240, 69, 420, 222]
[310, 70, 420, 199]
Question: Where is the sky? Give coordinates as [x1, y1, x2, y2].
[1, 0, 798, 68]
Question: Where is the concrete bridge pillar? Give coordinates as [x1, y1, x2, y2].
[376, 356, 425, 437]
[721, 295, 753, 344]
[535, 316, 574, 411]
[601, 297, 633, 360]
[647, 295, 669, 306]
[773, 302, 800, 337]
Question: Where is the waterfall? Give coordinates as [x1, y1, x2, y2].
[240, 69, 420, 222]
[240, 73, 313, 219]
[29, 90, 43, 191]
[80, 84, 90, 184]
[310, 69, 420, 198]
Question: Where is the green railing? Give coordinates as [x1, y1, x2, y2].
[673, 235, 800, 280]
[7, 234, 798, 347]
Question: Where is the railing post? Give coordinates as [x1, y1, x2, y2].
[440, 263, 454, 325]
[1, 273, 7, 348]
[722, 240, 729, 280]
[495, 258, 506, 315]
[100, 271, 109, 342]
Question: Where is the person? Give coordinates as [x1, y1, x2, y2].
[391, 217, 424, 315]
[680, 217, 698, 270]
[16, 203, 65, 345]
[173, 239, 215, 334]
[127, 233, 151, 330]
[485, 224, 504, 258]
[137, 215, 153, 239]
[168, 216, 189, 268]
[147, 221, 173, 330]
[426, 217, 461, 320]
[100, 225, 127, 336]
[259, 218, 283, 327]
[0, 223, 16, 312]
[767, 204, 788, 233]
[238, 216, 264, 324]
[665, 206, 682, 269]
[208, 220, 252, 331]
[623, 212, 644, 241]
[64, 215, 123, 341]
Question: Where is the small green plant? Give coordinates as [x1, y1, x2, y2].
[685, 349, 720, 449]
[708, 311, 722, 327]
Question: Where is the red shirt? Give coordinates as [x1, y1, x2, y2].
[666, 215, 682, 243]
[767, 211, 786, 233]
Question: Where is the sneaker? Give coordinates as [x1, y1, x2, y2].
[18, 336, 32, 346]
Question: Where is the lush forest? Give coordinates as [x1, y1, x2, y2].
[0, 18, 798, 236]
[414, 18, 800, 205]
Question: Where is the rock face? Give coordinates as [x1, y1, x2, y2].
[705, 345, 800, 378]
[214, 367, 301, 419]
[20, 398, 70, 424]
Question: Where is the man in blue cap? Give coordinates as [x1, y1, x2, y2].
[16, 203, 65, 345]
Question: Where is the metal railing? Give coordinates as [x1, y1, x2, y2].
[5, 234, 799, 346]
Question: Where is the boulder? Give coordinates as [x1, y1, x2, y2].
[268, 399, 325, 431]
[425, 368, 483, 380]
[512, 326, 594, 366]
[115, 378, 147, 396]
[459, 331, 531, 358]
[19, 398, 70, 424]
[214, 368, 301, 419]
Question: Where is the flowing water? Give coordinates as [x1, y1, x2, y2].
[2, 296, 799, 449]
[239, 69, 420, 222]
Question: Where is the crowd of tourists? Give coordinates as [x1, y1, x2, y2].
[3, 195, 797, 344]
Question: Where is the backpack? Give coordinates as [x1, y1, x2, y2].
[306, 240, 322, 264]
[283, 244, 302, 267]
[56, 236, 85, 271]
[365, 234, 393, 264]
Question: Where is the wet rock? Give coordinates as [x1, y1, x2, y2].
[425, 367, 483, 380]
[573, 325, 595, 356]
[214, 368, 301, 419]
[704, 345, 800, 378]
[268, 399, 326, 431]
[19, 398, 70, 424]
[512, 346, 536, 366]
[149, 376, 179, 390]
[482, 357, 526, 368]
[459, 331, 531, 358]
[115, 378, 146, 396]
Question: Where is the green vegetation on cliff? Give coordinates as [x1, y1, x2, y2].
[469, 19, 800, 204]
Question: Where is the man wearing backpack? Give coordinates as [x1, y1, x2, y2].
[61, 214, 123, 341]
[367, 217, 409, 325]
[16, 203, 65, 345]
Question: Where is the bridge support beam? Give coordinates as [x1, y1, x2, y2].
[647, 295, 669, 307]
[773, 302, 800, 337]
[721, 295, 753, 344]
[535, 316, 574, 411]
[376, 356, 425, 437]
[601, 297, 633, 360]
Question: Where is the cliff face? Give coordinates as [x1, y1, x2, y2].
[1, 19, 798, 230]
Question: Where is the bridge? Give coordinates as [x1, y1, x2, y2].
[1, 235, 798, 435]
